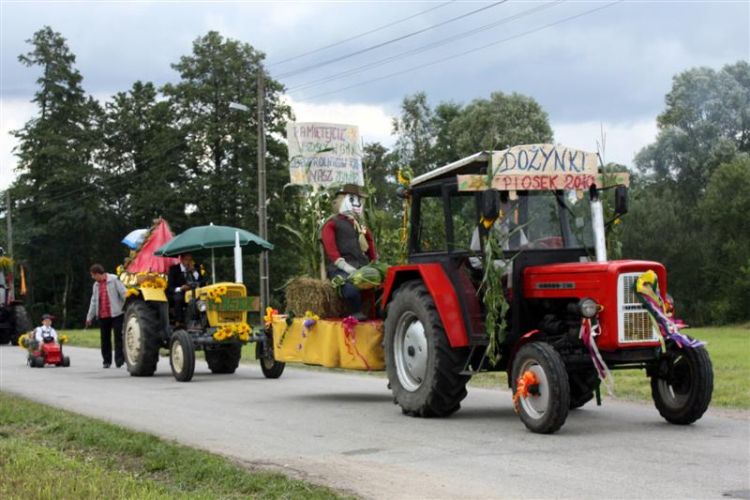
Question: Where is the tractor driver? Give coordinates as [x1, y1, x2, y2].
[167, 253, 205, 325]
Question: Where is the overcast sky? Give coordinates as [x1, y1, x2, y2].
[1, 0, 748, 189]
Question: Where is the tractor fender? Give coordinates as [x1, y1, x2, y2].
[381, 264, 469, 348]
[506, 329, 544, 387]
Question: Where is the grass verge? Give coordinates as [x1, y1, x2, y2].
[0, 392, 345, 499]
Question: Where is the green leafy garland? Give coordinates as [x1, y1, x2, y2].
[480, 222, 510, 365]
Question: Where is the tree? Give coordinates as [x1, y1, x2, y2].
[698, 155, 750, 322]
[98, 81, 188, 232]
[635, 61, 750, 199]
[450, 91, 553, 155]
[625, 61, 750, 324]
[10, 26, 102, 326]
[391, 92, 436, 176]
[162, 31, 292, 295]
[431, 101, 463, 166]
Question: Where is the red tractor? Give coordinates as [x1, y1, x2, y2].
[381, 146, 713, 433]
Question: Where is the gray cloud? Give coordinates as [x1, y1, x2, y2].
[1, 1, 748, 123]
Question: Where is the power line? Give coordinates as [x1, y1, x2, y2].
[287, 1, 564, 94]
[269, 1, 455, 67]
[302, 1, 623, 101]
[276, 1, 508, 80]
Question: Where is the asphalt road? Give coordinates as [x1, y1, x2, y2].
[2, 345, 749, 499]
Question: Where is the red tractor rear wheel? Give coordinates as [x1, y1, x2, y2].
[385, 280, 470, 417]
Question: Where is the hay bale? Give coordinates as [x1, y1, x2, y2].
[285, 277, 348, 318]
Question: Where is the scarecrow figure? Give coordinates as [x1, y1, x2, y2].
[321, 184, 377, 320]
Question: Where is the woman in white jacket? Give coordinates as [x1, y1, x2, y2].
[86, 264, 127, 368]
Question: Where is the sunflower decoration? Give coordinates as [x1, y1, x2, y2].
[140, 275, 167, 289]
[212, 322, 252, 343]
[264, 307, 279, 327]
[0, 256, 14, 273]
[125, 288, 141, 299]
[206, 286, 229, 304]
[59, 334, 69, 344]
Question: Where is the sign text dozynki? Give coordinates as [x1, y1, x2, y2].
[491, 144, 599, 175]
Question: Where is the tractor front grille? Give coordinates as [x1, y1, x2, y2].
[617, 273, 659, 343]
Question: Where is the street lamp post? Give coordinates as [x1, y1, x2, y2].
[229, 66, 269, 314]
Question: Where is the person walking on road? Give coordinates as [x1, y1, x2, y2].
[86, 264, 127, 368]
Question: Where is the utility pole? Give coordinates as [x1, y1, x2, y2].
[257, 65, 270, 314]
[5, 190, 12, 259]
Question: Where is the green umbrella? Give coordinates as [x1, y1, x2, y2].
[154, 224, 273, 256]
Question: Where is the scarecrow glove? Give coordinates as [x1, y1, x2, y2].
[335, 258, 357, 275]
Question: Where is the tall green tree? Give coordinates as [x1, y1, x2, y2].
[10, 26, 102, 326]
[162, 31, 292, 294]
[625, 61, 750, 324]
[98, 81, 188, 233]
[698, 155, 750, 322]
[391, 92, 436, 176]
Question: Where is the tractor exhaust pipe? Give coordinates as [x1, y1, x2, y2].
[589, 185, 607, 263]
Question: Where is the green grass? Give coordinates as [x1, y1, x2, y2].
[469, 326, 750, 409]
[63, 326, 750, 408]
[0, 393, 346, 500]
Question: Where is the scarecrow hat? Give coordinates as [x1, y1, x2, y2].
[336, 183, 368, 198]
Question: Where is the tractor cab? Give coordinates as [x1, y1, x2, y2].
[399, 147, 629, 354]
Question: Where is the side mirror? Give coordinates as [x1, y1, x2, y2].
[480, 189, 501, 220]
[614, 186, 628, 216]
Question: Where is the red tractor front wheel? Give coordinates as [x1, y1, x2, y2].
[511, 342, 570, 434]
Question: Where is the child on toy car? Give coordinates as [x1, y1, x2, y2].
[26, 314, 69, 368]
[33, 314, 58, 345]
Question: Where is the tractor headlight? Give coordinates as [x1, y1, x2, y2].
[579, 298, 599, 318]
[196, 300, 208, 313]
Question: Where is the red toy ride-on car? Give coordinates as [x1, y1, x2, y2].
[26, 335, 70, 368]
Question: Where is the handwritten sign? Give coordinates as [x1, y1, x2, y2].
[286, 122, 364, 186]
[458, 172, 630, 191]
[490, 144, 599, 175]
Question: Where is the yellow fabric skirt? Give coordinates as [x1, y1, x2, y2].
[271, 318, 385, 371]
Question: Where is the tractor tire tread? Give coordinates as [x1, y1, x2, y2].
[512, 342, 570, 434]
[651, 344, 713, 425]
[386, 280, 469, 418]
[124, 301, 161, 377]
[206, 344, 242, 374]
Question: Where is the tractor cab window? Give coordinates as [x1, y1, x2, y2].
[495, 192, 592, 251]
[449, 194, 476, 253]
[416, 195, 447, 252]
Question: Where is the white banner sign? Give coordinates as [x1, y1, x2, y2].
[286, 122, 364, 186]
[490, 144, 600, 176]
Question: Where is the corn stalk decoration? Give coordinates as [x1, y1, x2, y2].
[279, 186, 332, 279]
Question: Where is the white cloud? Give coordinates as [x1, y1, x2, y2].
[0, 98, 35, 190]
[285, 95, 394, 146]
[553, 119, 658, 167]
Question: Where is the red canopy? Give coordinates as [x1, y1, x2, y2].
[126, 219, 179, 273]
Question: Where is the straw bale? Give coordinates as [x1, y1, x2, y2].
[285, 277, 348, 318]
